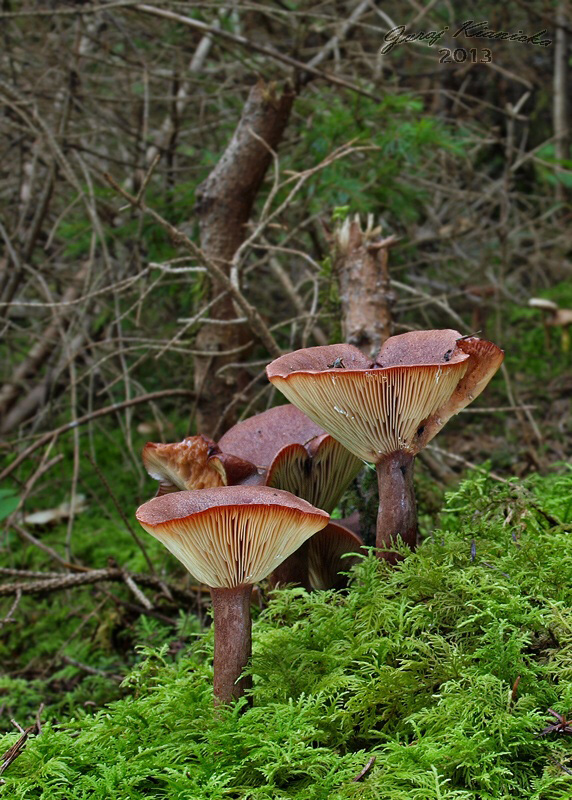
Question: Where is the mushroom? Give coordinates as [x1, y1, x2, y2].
[142, 406, 363, 589]
[528, 298, 572, 353]
[142, 434, 259, 496]
[217, 405, 363, 513]
[266, 330, 504, 562]
[136, 485, 329, 704]
[307, 515, 363, 590]
[218, 405, 363, 588]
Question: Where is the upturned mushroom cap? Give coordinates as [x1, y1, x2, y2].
[142, 435, 224, 495]
[307, 517, 363, 590]
[419, 336, 505, 444]
[217, 405, 362, 512]
[217, 405, 324, 469]
[528, 298, 558, 313]
[266, 331, 504, 462]
[142, 435, 259, 494]
[549, 309, 572, 327]
[265, 434, 362, 513]
[136, 486, 329, 589]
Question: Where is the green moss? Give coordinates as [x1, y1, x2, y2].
[2, 467, 572, 798]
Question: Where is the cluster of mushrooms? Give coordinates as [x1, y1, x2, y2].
[136, 329, 504, 705]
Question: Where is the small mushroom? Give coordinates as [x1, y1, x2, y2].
[218, 405, 363, 588]
[308, 515, 363, 590]
[142, 434, 259, 495]
[528, 298, 572, 353]
[266, 330, 503, 563]
[136, 486, 329, 705]
[271, 513, 363, 591]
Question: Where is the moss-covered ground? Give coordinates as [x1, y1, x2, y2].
[1, 466, 572, 798]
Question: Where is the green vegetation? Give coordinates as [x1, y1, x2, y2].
[2, 467, 572, 798]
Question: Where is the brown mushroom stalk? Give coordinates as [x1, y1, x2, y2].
[376, 451, 417, 556]
[211, 585, 253, 703]
[266, 331, 504, 563]
[136, 486, 329, 705]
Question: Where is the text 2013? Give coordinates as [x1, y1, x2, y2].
[438, 47, 492, 63]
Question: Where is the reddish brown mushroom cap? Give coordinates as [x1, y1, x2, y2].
[375, 329, 467, 367]
[419, 336, 504, 445]
[266, 435, 362, 513]
[267, 339, 469, 462]
[307, 517, 363, 590]
[217, 405, 325, 469]
[136, 485, 329, 588]
[218, 404, 362, 512]
[267, 344, 372, 376]
[142, 435, 225, 494]
[266, 331, 504, 462]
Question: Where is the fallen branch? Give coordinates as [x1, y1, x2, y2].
[0, 567, 196, 602]
[0, 707, 43, 777]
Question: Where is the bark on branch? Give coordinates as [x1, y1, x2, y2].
[193, 79, 295, 436]
[0, 567, 196, 600]
[333, 215, 396, 358]
[553, 2, 570, 203]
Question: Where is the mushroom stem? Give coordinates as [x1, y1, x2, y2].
[211, 585, 253, 705]
[268, 539, 312, 591]
[375, 451, 418, 563]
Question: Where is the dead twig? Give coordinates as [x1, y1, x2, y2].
[11, 524, 71, 568]
[426, 445, 510, 484]
[0, 705, 43, 776]
[86, 452, 155, 575]
[0, 567, 195, 603]
[0, 589, 22, 628]
[61, 655, 123, 682]
[121, 570, 153, 610]
[0, 389, 195, 483]
[352, 756, 376, 782]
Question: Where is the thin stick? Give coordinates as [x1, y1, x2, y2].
[11, 524, 70, 567]
[121, 571, 153, 610]
[353, 756, 376, 782]
[133, 4, 380, 102]
[86, 453, 155, 575]
[426, 445, 509, 484]
[103, 172, 282, 360]
[61, 655, 123, 682]
[0, 389, 195, 482]
[0, 589, 21, 628]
